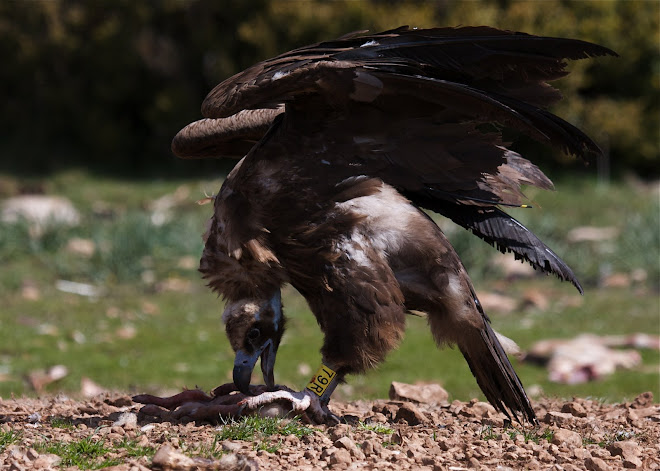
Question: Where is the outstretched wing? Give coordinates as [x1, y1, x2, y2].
[173, 26, 615, 291]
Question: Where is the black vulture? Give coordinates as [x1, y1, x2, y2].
[151, 26, 616, 424]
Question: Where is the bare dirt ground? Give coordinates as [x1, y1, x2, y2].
[1, 388, 658, 470]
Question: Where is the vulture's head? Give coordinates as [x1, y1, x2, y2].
[222, 291, 284, 395]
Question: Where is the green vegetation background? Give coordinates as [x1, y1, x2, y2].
[0, 1, 658, 403]
[1, 0, 658, 176]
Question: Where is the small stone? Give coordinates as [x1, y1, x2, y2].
[468, 456, 481, 468]
[562, 401, 587, 417]
[389, 381, 449, 404]
[365, 412, 388, 423]
[33, 454, 62, 468]
[534, 449, 555, 463]
[329, 448, 352, 465]
[552, 428, 583, 448]
[27, 412, 41, 423]
[136, 434, 150, 447]
[585, 457, 610, 471]
[527, 458, 541, 470]
[573, 448, 591, 460]
[631, 391, 653, 409]
[361, 439, 383, 458]
[608, 441, 641, 461]
[623, 457, 643, 469]
[152, 445, 194, 469]
[395, 403, 426, 425]
[320, 447, 336, 461]
[628, 407, 658, 420]
[113, 411, 138, 429]
[8, 461, 25, 471]
[543, 411, 574, 426]
[222, 440, 242, 452]
[335, 436, 365, 460]
[217, 454, 258, 471]
[463, 401, 497, 419]
[99, 465, 130, 471]
[379, 403, 400, 420]
[328, 423, 351, 442]
[25, 448, 39, 461]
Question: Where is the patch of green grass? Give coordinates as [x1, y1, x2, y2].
[254, 440, 281, 453]
[358, 421, 394, 434]
[504, 425, 555, 444]
[215, 415, 314, 453]
[50, 417, 75, 429]
[117, 437, 156, 459]
[217, 415, 315, 442]
[479, 425, 499, 441]
[184, 434, 226, 459]
[0, 429, 21, 452]
[34, 436, 120, 470]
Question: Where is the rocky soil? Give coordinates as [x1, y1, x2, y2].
[1, 386, 658, 470]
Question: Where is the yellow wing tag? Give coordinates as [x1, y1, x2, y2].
[306, 364, 337, 397]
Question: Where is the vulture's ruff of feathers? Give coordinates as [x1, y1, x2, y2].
[172, 26, 616, 423]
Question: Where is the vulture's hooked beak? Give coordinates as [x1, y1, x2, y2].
[231, 291, 283, 395]
[233, 338, 277, 395]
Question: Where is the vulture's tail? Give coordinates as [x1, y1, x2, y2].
[457, 298, 537, 424]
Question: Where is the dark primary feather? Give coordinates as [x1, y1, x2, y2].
[417, 199, 583, 293]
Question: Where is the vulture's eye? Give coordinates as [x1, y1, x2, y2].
[247, 328, 261, 341]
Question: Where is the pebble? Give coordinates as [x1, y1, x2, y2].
[607, 440, 640, 459]
[535, 448, 555, 463]
[222, 440, 242, 452]
[395, 403, 426, 425]
[335, 436, 365, 460]
[585, 456, 610, 471]
[543, 411, 575, 426]
[329, 448, 352, 465]
[362, 438, 384, 457]
[467, 456, 481, 468]
[389, 381, 449, 405]
[631, 391, 653, 408]
[552, 428, 583, 448]
[113, 411, 138, 429]
[562, 401, 588, 417]
[328, 423, 351, 442]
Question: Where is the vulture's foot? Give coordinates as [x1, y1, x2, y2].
[239, 388, 341, 425]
